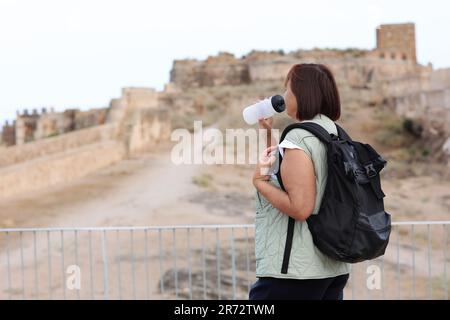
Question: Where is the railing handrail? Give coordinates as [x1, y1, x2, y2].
[0, 220, 449, 233]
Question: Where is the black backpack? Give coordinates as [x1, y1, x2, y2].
[276, 121, 391, 273]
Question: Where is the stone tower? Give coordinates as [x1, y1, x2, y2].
[376, 23, 417, 63]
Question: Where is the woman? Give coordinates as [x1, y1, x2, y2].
[249, 63, 350, 300]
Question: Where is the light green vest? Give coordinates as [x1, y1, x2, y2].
[254, 114, 350, 279]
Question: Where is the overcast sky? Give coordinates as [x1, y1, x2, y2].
[1, 0, 449, 123]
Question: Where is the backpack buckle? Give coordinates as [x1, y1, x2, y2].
[364, 163, 377, 178]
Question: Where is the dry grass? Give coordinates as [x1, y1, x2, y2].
[192, 173, 214, 189]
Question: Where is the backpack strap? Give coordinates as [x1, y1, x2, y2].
[281, 219, 296, 274]
[352, 143, 386, 199]
[277, 122, 333, 274]
[281, 122, 333, 145]
[276, 122, 332, 190]
[336, 123, 353, 142]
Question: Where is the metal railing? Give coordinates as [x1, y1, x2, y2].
[0, 221, 448, 300]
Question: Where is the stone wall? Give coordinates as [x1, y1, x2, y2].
[430, 68, 450, 90]
[121, 87, 159, 110]
[247, 57, 419, 92]
[0, 120, 15, 147]
[0, 123, 118, 168]
[3, 107, 108, 147]
[247, 58, 292, 83]
[169, 24, 420, 91]
[393, 87, 450, 135]
[170, 52, 250, 89]
[0, 86, 171, 199]
[0, 141, 125, 199]
[107, 86, 170, 155]
[380, 67, 450, 158]
[127, 109, 171, 154]
[173, 52, 423, 91]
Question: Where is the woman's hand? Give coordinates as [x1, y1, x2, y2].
[252, 147, 317, 222]
[253, 145, 277, 188]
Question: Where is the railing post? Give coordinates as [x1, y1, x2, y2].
[101, 230, 109, 300]
[173, 228, 178, 300]
[33, 231, 39, 299]
[201, 227, 206, 300]
[245, 227, 250, 295]
[427, 224, 432, 299]
[74, 230, 80, 300]
[187, 228, 192, 300]
[411, 224, 416, 300]
[444, 225, 449, 300]
[144, 229, 150, 300]
[158, 229, 165, 296]
[216, 227, 221, 300]
[116, 230, 122, 300]
[230, 227, 236, 300]
[396, 226, 401, 300]
[47, 231, 52, 300]
[130, 230, 136, 300]
[20, 231, 25, 300]
[88, 230, 94, 300]
[60, 231, 66, 300]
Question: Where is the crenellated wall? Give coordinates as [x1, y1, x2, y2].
[0, 87, 171, 199]
[0, 123, 118, 168]
[2, 107, 108, 147]
[169, 24, 421, 91]
[170, 52, 250, 89]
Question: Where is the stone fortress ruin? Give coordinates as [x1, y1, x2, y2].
[168, 22, 450, 158]
[0, 87, 171, 198]
[0, 23, 449, 198]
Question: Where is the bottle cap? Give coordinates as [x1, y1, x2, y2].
[271, 95, 286, 113]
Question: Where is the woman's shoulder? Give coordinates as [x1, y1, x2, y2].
[284, 127, 314, 141]
[282, 126, 331, 162]
[283, 128, 321, 148]
[283, 115, 337, 147]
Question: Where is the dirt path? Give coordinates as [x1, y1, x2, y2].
[0, 144, 198, 228]
[0, 125, 254, 299]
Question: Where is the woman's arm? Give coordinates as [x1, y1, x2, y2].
[253, 148, 316, 221]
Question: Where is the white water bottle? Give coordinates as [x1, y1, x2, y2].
[242, 95, 285, 125]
